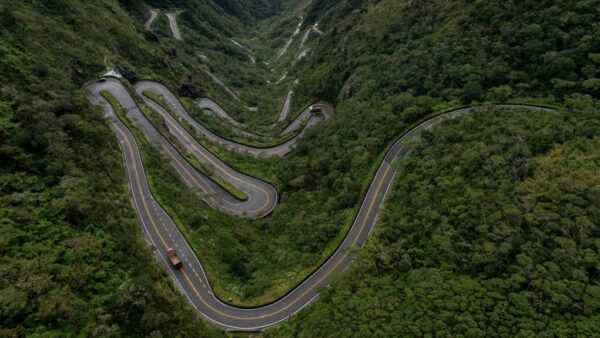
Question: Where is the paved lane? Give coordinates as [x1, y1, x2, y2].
[166, 12, 181, 40]
[88, 78, 276, 218]
[86, 77, 555, 330]
[144, 9, 158, 30]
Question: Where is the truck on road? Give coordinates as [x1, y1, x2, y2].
[167, 248, 183, 269]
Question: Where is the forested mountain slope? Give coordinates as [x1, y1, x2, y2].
[268, 0, 600, 336]
[296, 0, 599, 102]
[1, 0, 599, 336]
[144, 0, 292, 23]
[270, 100, 600, 337]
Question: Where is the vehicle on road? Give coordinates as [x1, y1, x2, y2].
[97, 77, 107, 83]
[167, 248, 183, 269]
[309, 105, 321, 113]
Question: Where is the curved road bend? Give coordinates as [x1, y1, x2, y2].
[198, 92, 330, 136]
[135, 81, 333, 156]
[87, 78, 276, 219]
[200, 69, 259, 112]
[195, 95, 331, 139]
[195, 87, 294, 132]
[87, 78, 555, 330]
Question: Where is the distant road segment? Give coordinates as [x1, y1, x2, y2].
[135, 81, 333, 157]
[166, 12, 181, 40]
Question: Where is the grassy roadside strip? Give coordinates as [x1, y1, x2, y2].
[133, 95, 249, 201]
[100, 90, 127, 120]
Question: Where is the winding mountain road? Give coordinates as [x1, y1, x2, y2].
[144, 9, 158, 30]
[86, 76, 555, 330]
[88, 78, 278, 218]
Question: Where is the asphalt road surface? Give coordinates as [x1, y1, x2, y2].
[200, 69, 258, 111]
[86, 77, 555, 330]
[135, 81, 333, 156]
[166, 12, 181, 40]
[88, 78, 276, 218]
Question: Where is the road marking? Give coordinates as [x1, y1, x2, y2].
[99, 86, 557, 327]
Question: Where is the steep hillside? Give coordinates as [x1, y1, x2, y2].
[209, 0, 293, 23]
[296, 0, 599, 102]
[267, 0, 600, 335]
[0, 1, 225, 336]
[303, 0, 369, 28]
[146, 0, 291, 23]
[270, 100, 600, 337]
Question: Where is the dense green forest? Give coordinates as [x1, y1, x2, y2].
[1, 0, 599, 336]
[270, 99, 600, 337]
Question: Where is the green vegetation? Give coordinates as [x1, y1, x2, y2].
[2, 0, 600, 335]
[0, 2, 224, 335]
[263, 0, 600, 332]
[145, 91, 293, 149]
[295, 0, 599, 104]
[270, 100, 600, 337]
[139, 0, 302, 118]
[100, 91, 128, 118]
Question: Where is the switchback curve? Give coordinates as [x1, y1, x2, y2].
[135, 80, 333, 157]
[86, 77, 556, 330]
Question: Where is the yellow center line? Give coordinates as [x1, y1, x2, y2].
[113, 91, 393, 322]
